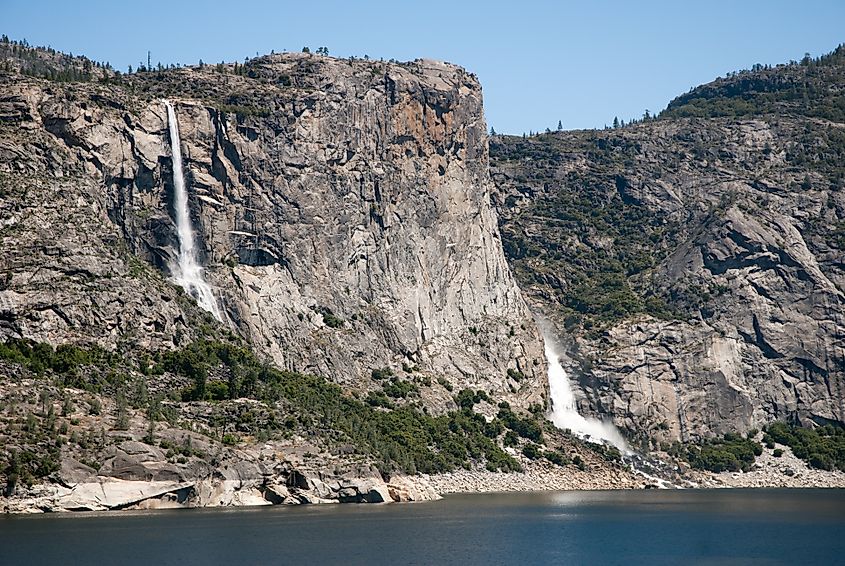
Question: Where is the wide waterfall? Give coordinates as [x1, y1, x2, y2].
[163, 100, 222, 321]
[542, 327, 629, 453]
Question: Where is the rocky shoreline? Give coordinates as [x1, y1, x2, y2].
[422, 460, 643, 494]
[1, 455, 443, 514]
[10, 444, 845, 514]
[6, 455, 845, 514]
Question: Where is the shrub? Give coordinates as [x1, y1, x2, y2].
[684, 433, 763, 473]
[764, 422, 845, 471]
[371, 367, 393, 381]
[522, 443, 540, 460]
[205, 380, 230, 401]
[507, 368, 525, 382]
[88, 398, 102, 416]
[366, 391, 394, 409]
[382, 379, 418, 399]
[0, 338, 118, 378]
[545, 450, 569, 466]
[498, 406, 544, 443]
[4, 336, 542, 477]
[456, 388, 490, 409]
[322, 312, 344, 328]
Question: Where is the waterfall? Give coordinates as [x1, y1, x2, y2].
[164, 100, 222, 321]
[542, 327, 630, 454]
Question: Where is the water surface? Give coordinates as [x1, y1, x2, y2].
[2, 489, 843, 565]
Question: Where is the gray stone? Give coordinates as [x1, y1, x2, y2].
[0, 53, 546, 412]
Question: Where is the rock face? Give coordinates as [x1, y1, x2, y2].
[5, 458, 441, 513]
[0, 52, 546, 407]
[492, 69, 845, 442]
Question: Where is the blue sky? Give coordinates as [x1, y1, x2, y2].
[4, 0, 844, 133]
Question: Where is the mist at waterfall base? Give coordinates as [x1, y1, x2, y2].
[543, 332, 630, 454]
[164, 101, 222, 321]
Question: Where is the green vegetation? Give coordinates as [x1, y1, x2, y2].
[684, 433, 762, 473]
[506, 368, 526, 382]
[1, 36, 113, 83]
[371, 367, 394, 381]
[764, 422, 845, 471]
[662, 45, 845, 122]
[365, 391, 394, 409]
[137, 340, 525, 474]
[381, 378, 418, 399]
[491, 44, 845, 337]
[522, 442, 540, 460]
[0, 326, 594, 488]
[492, 137, 680, 331]
[159, 437, 204, 460]
[497, 403, 544, 443]
[217, 104, 270, 119]
[221, 433, 240, 446]
[455, 388, 491, 410]
[3, 448, 60, 492]
[312, 306, 344, 329]
[0, 338, 119, 380]
[544, 449, 570, 466]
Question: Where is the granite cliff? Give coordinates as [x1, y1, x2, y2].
[0, 46, 546, 408]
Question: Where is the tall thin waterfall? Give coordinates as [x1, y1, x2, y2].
[164, 100, 222, 321]
[542, 326, 629, 453]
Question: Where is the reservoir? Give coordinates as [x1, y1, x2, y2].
[2, 489, 844, 565]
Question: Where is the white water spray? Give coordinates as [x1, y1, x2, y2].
[543, 329, 630, 454]
[164, 100, 222, 321]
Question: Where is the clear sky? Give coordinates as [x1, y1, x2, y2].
[4, 0, 844, 133]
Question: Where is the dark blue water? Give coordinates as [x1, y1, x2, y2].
[2, 489, 844, 565]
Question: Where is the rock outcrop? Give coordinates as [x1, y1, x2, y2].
[4, 462, 440, 513]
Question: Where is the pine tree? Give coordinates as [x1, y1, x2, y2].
[557, 120, 563, 131]
[115, 391, 129, 431]
[613, 116, 619, 129]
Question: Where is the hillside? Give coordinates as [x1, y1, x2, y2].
[491, 45, 845, 448]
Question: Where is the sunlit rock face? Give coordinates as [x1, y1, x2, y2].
[0, 52, 546, 409]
